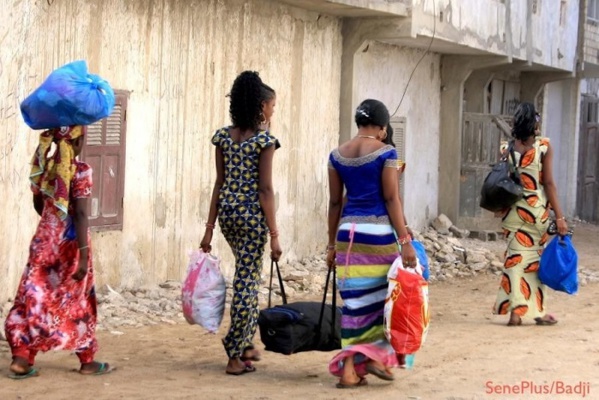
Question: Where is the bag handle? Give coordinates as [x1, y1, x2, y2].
[316, 266, 337, 336]
[267, 260, 288, 308]
[268, 259, 337, 335]
[506, 140, 521, 183]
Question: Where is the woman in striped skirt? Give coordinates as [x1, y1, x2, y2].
[326, 99, 416, 388]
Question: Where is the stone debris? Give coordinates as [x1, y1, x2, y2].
[0, 217, 597, 333]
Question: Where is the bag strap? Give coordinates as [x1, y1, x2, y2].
[316, 266, 337, 336]
[267, 260, 288, 308]
[506, 140, 521, 181]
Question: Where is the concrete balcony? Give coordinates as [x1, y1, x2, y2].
[272, 0, 409, 17]
[275, 0, 580, 74]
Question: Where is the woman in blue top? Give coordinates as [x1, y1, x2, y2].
[327, 99, 416, 388]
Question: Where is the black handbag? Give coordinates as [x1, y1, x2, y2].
[480, 141, 524, 212]
[257, 260, 341, 355]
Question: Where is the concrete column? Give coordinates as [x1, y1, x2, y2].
[438, 56, 510, 223]
[543, 78, 581, 218]
[339, 17, 412, 144]
[339, 20, 368, 144]
[439, 56, 472, 222]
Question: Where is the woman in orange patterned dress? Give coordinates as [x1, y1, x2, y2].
[493, 103, 569, 326]
[4, 126, 113, 379]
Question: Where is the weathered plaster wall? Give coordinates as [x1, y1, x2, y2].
[411, 0, 579, 72]
[0, 0, 342, 302]
[352, 41, 441, 230]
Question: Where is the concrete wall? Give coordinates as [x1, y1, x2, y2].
[411, 0, 579, 72]
[543, 79, 581, 218]
[352, 41, 441, 230]
[0, 0, 343, 302]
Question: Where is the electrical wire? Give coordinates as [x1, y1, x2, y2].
[390, 0, 437, 117]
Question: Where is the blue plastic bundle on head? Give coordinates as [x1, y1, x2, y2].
[538, 235, 578, 295]
[412, 240, 430, 281]
[20, 60, 115, 129]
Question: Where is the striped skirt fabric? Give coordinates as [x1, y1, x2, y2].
[329, 222, 400, 376]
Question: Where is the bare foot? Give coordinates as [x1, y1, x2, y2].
[366, 360, 394, 381]
[225, 358, 256, 375]
[9, 357, 31, 375]
[79, 361, 114, 375]
[507, 312, 522, 326]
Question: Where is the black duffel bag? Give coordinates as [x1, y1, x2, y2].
[480, 140, 524, 212]
[258, 260, 341, 355]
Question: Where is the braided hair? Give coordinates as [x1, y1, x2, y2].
[512, 102, 537, 141]
[229, 71, 275, 131]
[354, 99, 390, 129]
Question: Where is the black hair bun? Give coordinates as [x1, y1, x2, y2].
[355, 99, 390, 128]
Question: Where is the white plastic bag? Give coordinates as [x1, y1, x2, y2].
[181, 250, 226, 333]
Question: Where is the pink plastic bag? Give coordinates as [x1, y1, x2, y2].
[181, 250, 226, 333]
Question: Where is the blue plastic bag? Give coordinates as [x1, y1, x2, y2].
[538, 235, 578, 295]
[412, 240, 430, 281]
[20, 60, 115, 129]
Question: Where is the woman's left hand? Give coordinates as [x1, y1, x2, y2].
[557, 218, 569, 236]
[326, 249, 336, 270]
[72, 258, 88, 281]
[401, 242, 417, 268]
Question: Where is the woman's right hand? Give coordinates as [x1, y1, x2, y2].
[270, 237, 283, 261]
[401, 242, 417, 268]
[200, 229, 213, 253]
[557, 218, 569, 236]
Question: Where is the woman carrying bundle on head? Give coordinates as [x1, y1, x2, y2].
[5, 125, 113, 379]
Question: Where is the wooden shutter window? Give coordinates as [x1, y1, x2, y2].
[82, 90, 128, 230]
[390, 116, 407, 199]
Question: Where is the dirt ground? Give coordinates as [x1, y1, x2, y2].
[1, 223, 598, 400]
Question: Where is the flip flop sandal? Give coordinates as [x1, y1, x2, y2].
[225, 363, 256, 376]
[365, 364, 395, 381]
[336, 377, 368, 389]
[240, 345, 261, 362]
[8, 368, 39, 380]
[507, 319, 523, 326]
[78, 362, 115, 376]
[535, 315, 558, 326]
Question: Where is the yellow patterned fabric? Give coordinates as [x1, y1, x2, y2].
[494, 137, 551, 319]
[30, 126, 84, 220]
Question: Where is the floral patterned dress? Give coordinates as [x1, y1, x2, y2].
[4, 161, 97, 363]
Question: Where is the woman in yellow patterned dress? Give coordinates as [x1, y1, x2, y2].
[494, 102, 569, 326]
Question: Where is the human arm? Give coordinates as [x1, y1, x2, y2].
[397, 168, 413, 237]
[258, 145, 282, 261]
[71, 197, 90, 281]
[200, 147, 225, 253]
[327, 167, 344, 269]
[382, 165, 416, 266]
[33, 193, 44, 216]
[542, 143, 569, 236]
